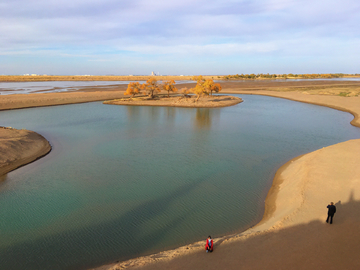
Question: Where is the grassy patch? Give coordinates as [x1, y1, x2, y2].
[338, 92, 350, 97]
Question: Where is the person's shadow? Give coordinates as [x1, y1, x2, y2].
[135, 189, 360, 270]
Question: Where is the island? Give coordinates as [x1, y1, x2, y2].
[103, 76, 242, 108]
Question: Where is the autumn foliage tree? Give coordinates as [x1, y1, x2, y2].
[209, 81, 222, 96]
[124, 82, 142, 98]
[191, 75, 209, 101]
[162, 80, 178, 97]
[143, 78, 161, 98]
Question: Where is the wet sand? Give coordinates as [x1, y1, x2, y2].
[1, 80, 360, 269]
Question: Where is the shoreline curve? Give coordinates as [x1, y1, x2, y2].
[0, 127, 52, 178]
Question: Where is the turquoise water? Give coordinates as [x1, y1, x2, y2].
[0, 95, 359, 269]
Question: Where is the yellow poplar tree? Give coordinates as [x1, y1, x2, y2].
[203, 79, 214, 95]
[191, 75, 208, 101]
[124, 82, 142, 98]
[143, 78, 161, 98]
[162, 80, 178, 97]
[208, 81, 222, 96]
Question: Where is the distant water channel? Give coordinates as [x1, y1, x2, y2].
[0, 80, 194, 95]
[0, 95, 359, 270]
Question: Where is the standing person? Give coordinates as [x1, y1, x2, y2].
[205, 236, 213, 252]
[326, 202, 336, 224]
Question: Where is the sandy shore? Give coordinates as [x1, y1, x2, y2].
[0, 127, 51, 178]
[1, 81, 360, 269]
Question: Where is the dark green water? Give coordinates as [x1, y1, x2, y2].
[0, 95, 359, 269]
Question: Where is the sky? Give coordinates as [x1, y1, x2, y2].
[1, 0, 359, 75]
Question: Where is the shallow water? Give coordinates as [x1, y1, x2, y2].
[0, 95, 359, 269]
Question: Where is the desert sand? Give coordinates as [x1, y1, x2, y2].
[1, 80, 360, 270]
[0, 127, 51, 178]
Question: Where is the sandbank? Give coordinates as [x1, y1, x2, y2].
[104, 95, 242, 108]
[0, 91, 126, 111]
[0, 127, 51, 178]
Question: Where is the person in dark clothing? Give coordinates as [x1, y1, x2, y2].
[326, 202, 336, 224]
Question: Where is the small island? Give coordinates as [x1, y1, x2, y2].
[104, 94, 242, 108]
[103, 76, 242, 108]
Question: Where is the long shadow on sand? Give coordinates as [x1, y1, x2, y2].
[136, 192, 360, 270]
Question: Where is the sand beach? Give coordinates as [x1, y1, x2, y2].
[1, 80, 360, 269]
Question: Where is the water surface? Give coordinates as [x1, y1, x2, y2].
[0, 95, 359, 269]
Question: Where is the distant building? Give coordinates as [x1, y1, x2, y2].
[151, 71, 155, 76]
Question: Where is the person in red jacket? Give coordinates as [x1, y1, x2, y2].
[205, 235, 213, 252]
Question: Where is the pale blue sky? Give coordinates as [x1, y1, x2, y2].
[1, 0, 359, 75]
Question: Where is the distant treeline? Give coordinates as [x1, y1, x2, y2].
[223, 73, 349, 80]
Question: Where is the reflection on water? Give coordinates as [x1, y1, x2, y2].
[165, 107, 176, 122]
[0, 96, 359, 270]
[126, 106, 218, 130]
[126, 105, 141, 119]
[195, 108, 218, 129]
